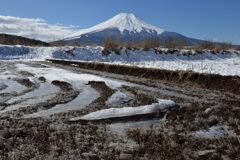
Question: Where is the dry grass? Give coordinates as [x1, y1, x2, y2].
[126, 127, 239, 159]
[194, 39, 234, 52]
[103, 37, 120, 49]
[194, 39, 216, 51]
[216, 42, 233, 51]
[103, 37, 162, 51]
[102, 37, 163, 53]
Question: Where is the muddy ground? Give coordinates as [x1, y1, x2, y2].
[0, 61, 239, 160]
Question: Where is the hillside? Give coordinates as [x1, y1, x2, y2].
[0, 33, 49, 46]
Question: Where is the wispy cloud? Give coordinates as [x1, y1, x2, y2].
[0, 15, 79, 42]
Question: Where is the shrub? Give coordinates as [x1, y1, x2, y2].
[141, 39, 161, 51]
[123, 41, 139, 50]
[103, 37, 119, 49]
[102, 37, 120, 55]
[164, 38, 187, 49]
[102, 38, 162, 52]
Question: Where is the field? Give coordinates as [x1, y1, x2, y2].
[0, 60, 239, 159]
[1, 45, 240, 76]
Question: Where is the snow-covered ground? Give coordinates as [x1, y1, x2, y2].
[14, 63, 126, 117]
[2, 81, 59, 114]
[54, 48, 240, 76]
[0, 61, 178, 118]
[119, 58, 240, 76]
[0, 60, 239, 159]
[1, 45, 240, 76]
[106, 91, 133, 106]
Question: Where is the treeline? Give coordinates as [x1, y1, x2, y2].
[50, 36, 240, 52]
[102, 37, 187, 52]
[102, 37, 238, 52]
[0, 34, 49, 46]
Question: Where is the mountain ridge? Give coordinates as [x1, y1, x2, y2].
[0, 33, 49, 46]
[54, 13, 203, 46]
[66, 13, 164, 40]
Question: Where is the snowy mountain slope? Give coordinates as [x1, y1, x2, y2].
[65, 13, 164, 40]
[59, 13, 200, 46]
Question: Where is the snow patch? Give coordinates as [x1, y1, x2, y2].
[192, 125, 236, 139]
[70, 99, 176, 121]
[0, 80, 26, 95]
[195, 150, 216, 156]
[1, 81, 59, 114]
[106, 91, 133, 105]
[0, 83, 7, 91]
[13, 63, 131, 117]
[15, 63, 124, 89]
[24, 85, 99, 118]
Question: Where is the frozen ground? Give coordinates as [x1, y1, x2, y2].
[0, 60, 239, 159]
[0, 63, 126, 117]
[1, 62, 176, 119]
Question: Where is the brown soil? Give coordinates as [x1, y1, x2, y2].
[122, 85, 157, 106]
[16, 78, 34, 88]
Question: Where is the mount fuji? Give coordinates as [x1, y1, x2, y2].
[59, 13, 201, 46]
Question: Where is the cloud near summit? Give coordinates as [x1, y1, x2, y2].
[0, 15, 79, 42]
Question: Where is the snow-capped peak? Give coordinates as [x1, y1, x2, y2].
[97, 13, 164, 34]
[67, 13, 164, 39]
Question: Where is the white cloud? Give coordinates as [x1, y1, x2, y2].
[0, 15, 79, 42]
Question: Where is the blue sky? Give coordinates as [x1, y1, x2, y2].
[0, 0, 240, 44]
